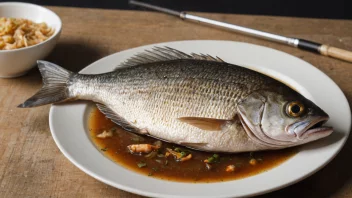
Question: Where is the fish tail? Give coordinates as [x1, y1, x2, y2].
[18, 61, 74, 108]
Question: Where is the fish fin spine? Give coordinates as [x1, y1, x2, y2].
[116, 46, 225, 69]
[18, 61, 74, 108]
[96, 103, 140, 133]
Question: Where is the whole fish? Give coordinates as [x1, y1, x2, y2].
[19, 47, 333, 152]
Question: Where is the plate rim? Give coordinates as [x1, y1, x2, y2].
[49, 40, 351, 198]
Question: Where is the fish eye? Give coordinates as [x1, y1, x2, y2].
[286, 101, 305, 117]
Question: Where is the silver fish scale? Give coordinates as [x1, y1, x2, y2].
[73, 59, 282, 149]
[110, 60, 276, 116]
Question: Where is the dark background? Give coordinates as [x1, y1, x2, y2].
[4, 0, 352, 19]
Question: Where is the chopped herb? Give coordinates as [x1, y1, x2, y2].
[148, 172, 153, 176]
[145, 151, 158, 159]
[180, 151, 187, 158]
[249, 152, 254, 158]
[101, 147, 108, 152]
[174, 147, 181, 152]
[157, 154, 164, 158]
[152, 167, 159, 172]
[206, 154, 220, 163]
[137, 162, 147, 168]
[206, 157, 215, 163]
[155, 159, 162, 163]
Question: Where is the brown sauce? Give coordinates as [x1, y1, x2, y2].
[89, 107, 297, 183]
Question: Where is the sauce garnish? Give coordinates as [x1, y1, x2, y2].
[89, 107, 296, 183]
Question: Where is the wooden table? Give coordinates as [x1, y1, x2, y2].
[0, 6, 351, 198]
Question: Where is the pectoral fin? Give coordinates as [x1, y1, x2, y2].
[178, 117, 229, 131]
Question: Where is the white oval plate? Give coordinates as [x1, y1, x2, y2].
[49, 40, 351, 198]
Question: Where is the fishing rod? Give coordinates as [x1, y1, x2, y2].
[130, 0, 352, 63]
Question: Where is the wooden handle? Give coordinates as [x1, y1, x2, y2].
[319, 45, 352, 63]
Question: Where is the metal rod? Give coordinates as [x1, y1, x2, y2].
[129, 0, 180, 17]
[129, 0, 352, 63]
[129, 0, 298, 47]
[183, 14, 298, 46]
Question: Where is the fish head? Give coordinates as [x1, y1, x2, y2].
[237, 89, 333, 147]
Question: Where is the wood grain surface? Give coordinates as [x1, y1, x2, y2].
[0, 6, 351, 198]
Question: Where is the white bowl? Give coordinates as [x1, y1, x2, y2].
[0, 2, 62, 78]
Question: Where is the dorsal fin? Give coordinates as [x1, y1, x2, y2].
[116, 46, 225, 69]
[96, 103, 140, 133]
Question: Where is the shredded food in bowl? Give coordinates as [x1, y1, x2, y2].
[0, 17, 55, 50]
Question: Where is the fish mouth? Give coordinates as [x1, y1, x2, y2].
[289, 117, 333, 139]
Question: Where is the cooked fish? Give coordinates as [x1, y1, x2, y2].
[18, 47, 333, 152]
